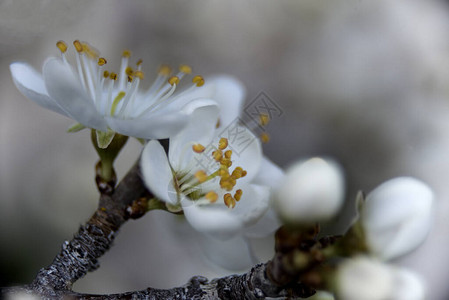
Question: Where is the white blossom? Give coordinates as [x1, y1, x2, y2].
[273, 157, 344, 224]
[361, 177, 433, 260]
[10, 40, 238, 140]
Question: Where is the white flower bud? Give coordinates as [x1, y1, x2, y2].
[337, 256, 393, 300]
[361, 177, 433, 260]
[274, 157, 345, 224]
[336, 256, 426, 300]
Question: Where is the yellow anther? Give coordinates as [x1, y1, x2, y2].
[192, 75, 205, 87]
[136, 59, 143, 66]
[241, 170, 247, 177]
[220, 158, 232, 168]
[82, 42, 98, 59]
[73, 40, 83, 52]
[216, 118, 221, 128]
[56, 41, 68, 53]
[103, 70, 110, 78]
[179, 64, 192, 74]
[218, 167, 229, 177]
[224, 193, 236, 209]
[127, 75, 133, 83]
[134, 71, 144, 80]
[110, 72, 118, 80]
[224, 150, 232, 159]
[212, 150, 223, 162]
[234, 189, 243, 202]
[98, 57, 107, 66]
[158, 64, 172, 76]
[205, 191, 218, 203]
[195, 170, 208, 183]
[259, 113, 270, 126]
[260, 133, 270, 143]
[231, 167, 244, 179]
[125, 66, 134, 76]
[110, 91, 126, 115]
[192, 144, 206, 153]
[122, 50, 131, 57]
[218, 138, 228, 150]
[168, 76, 180, 86]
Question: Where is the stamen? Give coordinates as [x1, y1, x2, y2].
[224, 150, 232, 159]
[134, 71, 144, 80]
[73, 40, 83, 52]
[218, 138, 228, 150]
[110, 91, 126, 116]
[224, 193, 236, 209]
[125, 66, 134, 76]
[110, 72, 117, 80]
[179, 64, 192, 74]
[136, 59, 143, 66]
[192, 75, 205, 87]
[212, 150, 223, 162]
[194, 170, 208, 183]
[122, 50, 131, 57]
[103, 70, 110, 78]
[260, 113, 270, 126]
[216, 119, 221, 128]
[158, 64, 172, 76]
[168, 76, 180, 86]
[231, 167, 244, 179]
[205, 191, 218, 203]
[234, 189, 242, 201]
[98, 57, 107, 66]
[260, 133, 270, 143]
[56, 41, 68, 53]
[192, 144, 206, 153]
[220, 159, 232, 168]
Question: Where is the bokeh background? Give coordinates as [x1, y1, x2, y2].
[2, 0, 449, 298]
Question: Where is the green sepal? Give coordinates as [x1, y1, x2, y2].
[67, 123, 86, 133]
[96, 129, 116, 149]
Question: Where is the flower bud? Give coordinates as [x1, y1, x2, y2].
[361, 177, 433, 260]
[273, 157, 345, 224]
[336, 256, 425, 300]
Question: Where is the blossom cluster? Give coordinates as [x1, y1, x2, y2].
[10, 41, 434, 299]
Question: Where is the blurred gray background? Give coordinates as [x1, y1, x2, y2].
[2, 0, 449, 298]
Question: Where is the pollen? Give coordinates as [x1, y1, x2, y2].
[56, 40, 68, 53]
[192, 75, 205, 87]
[260, 133, 270, 143]
[231, 167, 245, 179]
[234, 189, 243, 201]
[158, 64, 172, 76]
[212, 150, 223, 162]
[125, 66, 134, 76]
[192, 143, 206, 153]
[134, 71, 144, 80]
[224, 150, 232, 159]
[224, 193, 236, 209]
[122, 50, 131, 57]
[168, 76, 180, 86]
[98, 57, 107, 66]
[220, 158, 232, 168]
[259, 113, 270, 126]
[179, 64, 192, 74]
[103, 70, 110, 78]
[136, 59, 143, 66]
[205, 191, 218, 203]
[110, 72, 118, 80]
[195, 170, 208, 183]
[218, 138, 228, 150]
[73, 40, 83, 52]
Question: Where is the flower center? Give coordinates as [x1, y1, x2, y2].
[55, 40, 204, 119]
[174, 137, 247, 209]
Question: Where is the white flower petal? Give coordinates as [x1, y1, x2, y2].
[216, 125, 262, 183]
[199, 234, 256, 271]
[168, 99, 219, 169]
[207, 75, 245, 129]
[362, 177, 433, 260]
[181, 200, 243, 236]
[244, 208, 280, 238]
[43, 57, 107, 131]
[10, 62, 69, 116]
[252, 156, 285, 189]
[392, 268, 426, 300]
[106, 109, 189, 139]
[141, 140, 177, 205]
[232, 183, 270, 227]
